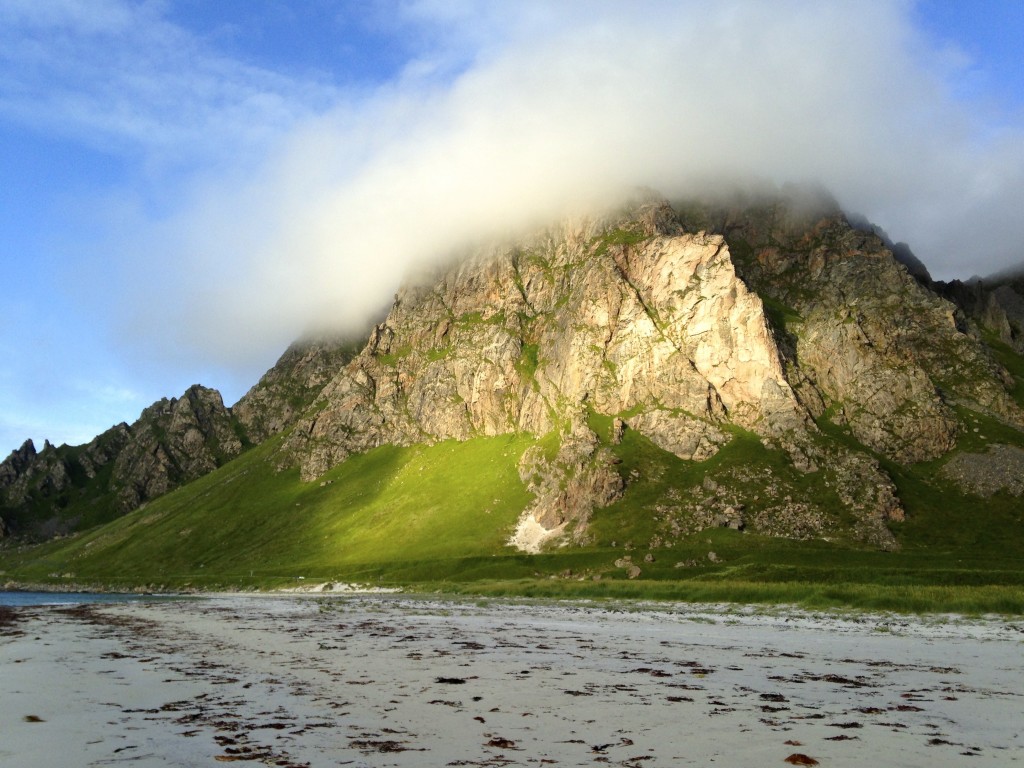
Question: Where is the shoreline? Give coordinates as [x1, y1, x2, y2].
[5, 580, 1024, 626]
[0, 581, 399, 602]
[2, 595, 1022, 766]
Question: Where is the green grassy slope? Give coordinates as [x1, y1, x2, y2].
[0, 434, 535, 589]
[2, 417, 1023, 613]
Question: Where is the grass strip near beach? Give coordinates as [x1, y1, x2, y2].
[429, 579, 1024, 615]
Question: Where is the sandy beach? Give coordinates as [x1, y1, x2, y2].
[1, 595, 1021, 767]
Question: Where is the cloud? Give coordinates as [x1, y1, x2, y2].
[30, 0, 1024, 395]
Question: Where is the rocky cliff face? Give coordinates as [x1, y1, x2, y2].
[273, 194, 1015, 551]
[683, 191, 1024, 455]
[935, 274, 1024, 355]
[282, 204, 804, 467]
[233, 335, 365, 445]
[110, 385, 244, 511]
[278, 204, 802, 547]
[0, 385, 244, 539]
[5, 188, 1022, 553]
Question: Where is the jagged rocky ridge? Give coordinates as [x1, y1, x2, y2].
[0, 335, 364, 541]
[934, 273, 1024, 355]
[0, 386, 243, 539]
[683, 192, 1024, 458]
[3, 189, 1023, 551]
[232, 336, 364, 446]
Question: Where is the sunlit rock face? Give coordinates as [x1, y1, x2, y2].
[281, 192, 1024, 551]
[682, 191, 1024, 463]
[285, 202, 803, 470]
[8, 189, 1023, 551]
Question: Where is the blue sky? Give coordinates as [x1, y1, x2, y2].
[1, 0, 1023, 454]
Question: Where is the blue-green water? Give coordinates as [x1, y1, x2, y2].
[0, 591, 167, 607]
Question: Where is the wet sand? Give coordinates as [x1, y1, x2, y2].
[1, 595, 1021, 766]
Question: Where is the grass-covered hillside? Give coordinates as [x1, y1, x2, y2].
[3, 193, 1023, 615]
[2, 411, 1022, 614]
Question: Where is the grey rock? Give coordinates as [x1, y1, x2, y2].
[0, 385, 244, 540]
[279, 200, 820, 549]
[939, 444, 1024, 497]
[233, 334, 365, 444]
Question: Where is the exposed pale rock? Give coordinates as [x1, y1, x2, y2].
[796, 314, 958, 464]
[511, 410, 623, 552]
[679, 192, 1022, 462]
[280, 202, 815, 548]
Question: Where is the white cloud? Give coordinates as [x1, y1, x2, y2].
[19, 0, 1024, 397]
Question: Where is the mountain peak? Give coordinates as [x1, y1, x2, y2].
[263, 192, 1011, 551]
[4, 189, 1023, 560]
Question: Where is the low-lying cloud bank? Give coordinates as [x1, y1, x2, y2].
[84, 1, 1024, 386]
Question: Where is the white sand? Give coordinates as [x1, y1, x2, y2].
[1, 595, 1022, 767]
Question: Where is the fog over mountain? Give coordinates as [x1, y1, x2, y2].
[75, 0, 1024, 385]
[3, 1, 1024, 452]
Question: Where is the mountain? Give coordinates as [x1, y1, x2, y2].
[2, 187, 1023, 587]
[0, 386, 245, 539]
[933, 272, 1024, 356]
[233, 335, 366, 446]
[253, 189, 1022, 551]
[0, 331, 376, 542]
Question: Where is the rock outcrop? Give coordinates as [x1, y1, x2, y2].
[271, 194, 1024, 551]
[0, 385, 244, 539]
[936, 274, 1024, 354]
[233, 335, 365, 445]
[111, 385, 244, 511]
[678, 188, 1023, 463]
[285, 205, 802, 464]
[511, 407, 624, 552]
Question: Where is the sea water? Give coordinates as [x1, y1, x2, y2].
[0, 591, 168, 607]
